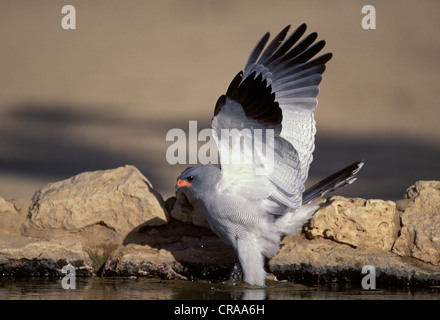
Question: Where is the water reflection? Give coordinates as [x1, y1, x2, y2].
[0, 277, 439, 300]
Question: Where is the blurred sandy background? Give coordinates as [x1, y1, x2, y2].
[0, 0, 439, 201]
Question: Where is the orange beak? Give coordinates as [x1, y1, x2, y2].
[176, 178, 192, 189]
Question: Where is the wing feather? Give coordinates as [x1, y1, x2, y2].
[243, 25, 332, 183]
[211, 24, 332, 214]
[244, 32, 270, 70]
[266, 24, 307, 64]
[257, 25, 290, 64]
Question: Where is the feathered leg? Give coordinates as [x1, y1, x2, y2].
[236, 237, 266, 286]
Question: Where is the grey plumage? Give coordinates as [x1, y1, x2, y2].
[175, 24, 363, 286]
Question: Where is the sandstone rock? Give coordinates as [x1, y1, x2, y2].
[2, 170, 440, 287]
[0, 235, 93, 276]
[171, 188, 210, 229]
[106, 219, 237, 280]
[0, 198, 80, 276]
[306, 196, 399, 252]
[0, 197, 22, 235]
[392, 181, 440, 266]
[11, 165, 170, 274]
[102, 243, 187, 279]
[270, 235, 440, 286]
[23, 165, 169, 239]
[0, 197, 16, 214]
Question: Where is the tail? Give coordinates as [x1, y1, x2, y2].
[303, 160, 364, 204]
[278, 160, 364, 236]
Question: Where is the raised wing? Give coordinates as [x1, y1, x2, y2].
[244, 24, 332, 184]
[212, 24, 332, 214]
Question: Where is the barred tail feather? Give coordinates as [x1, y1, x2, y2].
[303, 160, 364, 204]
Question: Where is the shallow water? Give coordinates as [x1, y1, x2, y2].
[1, 277, 439, 300]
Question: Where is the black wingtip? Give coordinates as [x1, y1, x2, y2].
[280, 24, 292, 35]
[245, 32, 271, 70]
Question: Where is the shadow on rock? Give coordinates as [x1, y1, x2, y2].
[104, 188, 237, 281]
[102, 218, 237, 281]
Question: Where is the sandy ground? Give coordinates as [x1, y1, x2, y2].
[0, 0, 439, 201]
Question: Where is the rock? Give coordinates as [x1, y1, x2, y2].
[2, 172, 440, 287]
[0, 197, 22, 235]
[171, 188, 210, 229]
[2, 165, 171, 275]
[0, 196, 94, 276]
[392, 181, 440, 266]
[270, 183, 440, 286]
[306, 196, 399, 252]
[106, 219, 237, 279]
[102, 243, 187, 279]
[23, 165, 169, 246]
[269, 234, 440, 286]
[0, 197, 16, 214]
[0, 235, 93, 276]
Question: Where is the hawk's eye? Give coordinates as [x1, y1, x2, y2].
[186, 175, 194, 182]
